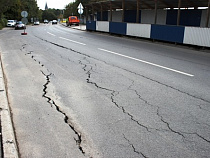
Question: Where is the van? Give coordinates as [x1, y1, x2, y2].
[7, 20, 16, 27]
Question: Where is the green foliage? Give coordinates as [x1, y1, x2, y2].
[20, 0, 41, 21]
[0, 0, 41, 24]
[64, 1, 79, 18]
[0, 16, 7, 30]
[64, 0, 97, 18]
[42, 9, 63, 21]
[64, 0, 85, 18]
[3, 0, 22, 20]
[42, 9, 57, 21]
[0, 0, 79, 27]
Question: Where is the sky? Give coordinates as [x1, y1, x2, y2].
[37, 0, 75, 10]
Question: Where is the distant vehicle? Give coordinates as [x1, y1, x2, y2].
[7, 20, 16, 27]
[66, 16, 80, 26]
[15, 21, 26, 30]
[52, 20, 57, 24]
[44, 19, 49, 24]
[34, 21, 40, 25]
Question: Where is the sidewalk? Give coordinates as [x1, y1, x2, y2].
[71, 25, 86, 31]
[0, 53, 19, 157]
[60, 23, 86, 31]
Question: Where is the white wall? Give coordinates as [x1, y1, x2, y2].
[184, 27, 210, 47]
[108, 10, 122, 22]
[156, 10, 167, 25]
[95, 9, 208, 27]
[106, 9, 166, 24]
[127, 24, 151, 38]
[141, 10, 167, 24]
[141, 10, 155, 24]
[96, 21, 109, 32]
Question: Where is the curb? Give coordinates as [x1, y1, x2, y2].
[0, 53, 19, 158]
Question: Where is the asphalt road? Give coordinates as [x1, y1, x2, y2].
[0, 23, 210, 158]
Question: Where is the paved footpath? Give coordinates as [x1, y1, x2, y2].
[60, 23, 86, 30]
[0, 53, 19, 157]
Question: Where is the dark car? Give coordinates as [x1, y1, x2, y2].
[15, 21, 26, 30]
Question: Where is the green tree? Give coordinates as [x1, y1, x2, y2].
[42, 9, 57, 21]
[0, 0, 21, 28]
[64, 1, 80, 18]
[0, 0, 21, 20]
[64, 0, 94, 18]
[20, 0, 41, 21]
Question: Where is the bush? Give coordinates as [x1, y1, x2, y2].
[0, 18, 7, 30]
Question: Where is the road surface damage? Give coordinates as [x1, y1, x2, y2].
[24, 37, 210, 157]
[22, 44, 86, 156]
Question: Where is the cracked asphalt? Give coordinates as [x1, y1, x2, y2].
[0, 23, 210, 158]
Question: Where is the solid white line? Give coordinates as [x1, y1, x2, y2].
[98, 48, 194, 77]
[47, 32, 56, 36]
[59, 37, 86, 45]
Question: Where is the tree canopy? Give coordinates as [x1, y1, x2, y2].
[42, 9, 62, 21]
[63, 0, 106, 18]
[0, 0, 95, 29]
[0, 0, 41, 21]
[64, 0, 91, 18]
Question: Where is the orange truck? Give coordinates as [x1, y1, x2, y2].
[66, 16, 80, 26]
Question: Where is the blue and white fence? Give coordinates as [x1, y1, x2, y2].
[97, 9, 210, 27]
[87, 21, 210, 47]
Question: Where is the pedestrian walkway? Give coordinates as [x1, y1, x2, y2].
[71, 25, 86, 31]
[60, 22, 86, 31]
[0, 53, 19, 158]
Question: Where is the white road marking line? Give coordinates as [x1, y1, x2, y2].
[59, 37, 86, 45]
[98, 48, 194, 77]
[47, 32, 56, 36]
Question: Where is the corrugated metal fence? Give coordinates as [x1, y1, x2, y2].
[87, 21, 210, 47]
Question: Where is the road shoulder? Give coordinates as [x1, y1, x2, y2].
[0, 53, 19, 158]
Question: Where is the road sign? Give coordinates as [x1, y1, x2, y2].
[21, 17, 28, 24]
[77, 3, 83, 15]
[21, 11, 28, 18]
[78, 3, 84, 9]
[78, 9, 83, 14]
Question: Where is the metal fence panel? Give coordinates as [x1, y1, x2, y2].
[127, 23, 151, 38]
[184, 27, 210, 47]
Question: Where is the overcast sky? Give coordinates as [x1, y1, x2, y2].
[37, 0, 75, 10]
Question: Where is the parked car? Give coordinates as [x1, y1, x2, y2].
[52, 20, 57, 24]
[15, 21, 26, 30]
[7, 20, 16, 27]
[44, 19, 49, 24]
[34, 21, 40, 25]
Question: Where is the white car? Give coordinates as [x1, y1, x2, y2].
[15, 21, 26, 30]
[44, 19, 49, 24]
[34, 21, 40, 25]
[7, 20, 16, 27]
[52, 20, 57, 24]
